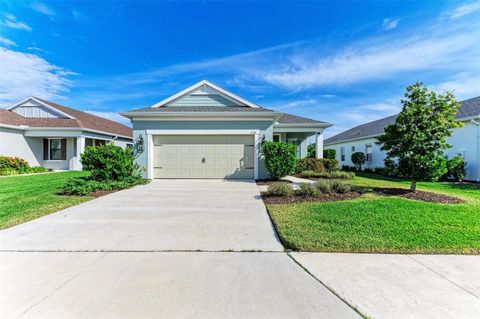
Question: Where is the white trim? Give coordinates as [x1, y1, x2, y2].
[0, 124, 132, 140]
[146, 129, 260, 135]
[149, 80, 261, 108]
[274, 123, 332, 128]
[7, 97, 76, 119]
[145, 129, 260, 180]
[147, 133, 154, 179]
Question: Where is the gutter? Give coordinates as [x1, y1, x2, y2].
[0, 124, 132, 140]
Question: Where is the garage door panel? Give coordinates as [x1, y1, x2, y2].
[153, 135, 254, 179]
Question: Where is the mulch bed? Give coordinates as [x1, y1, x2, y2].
[261, 191, 361, 204]
[90, 190, 117, 198]
[256, 179, 293, 186]
[374, 188, 464, 204]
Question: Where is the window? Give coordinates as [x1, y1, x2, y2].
[85, 138, 93, 147]
[366, 144, 373, 162]
[49, 139, 64, 160]
[351, 146, 355, 152]
[340, 147, 345, 161]
[273, 134, 280, 142]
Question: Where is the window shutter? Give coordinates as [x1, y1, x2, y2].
[43, 139, 48, 160]
[61, 139, 67, 160]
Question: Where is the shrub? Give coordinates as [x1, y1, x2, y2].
[266, 182, 294, 196]
[316, 180, 332, 194]
[0, 156, 29, 170]
[296, 158, 325, 173]
[0, 168, 19, 176]
[261, 141, 297, 180]
[331, 181, 351, 194]
[58, 176, 149, 196]
[384, 158, 400, 177]
[323, 149, 336, 160]
[299, 170, 354, 179]
[351, 152, 366, 170]
[447, 156, 466, 182]
[296, 183, 319, 196]
[307, 144, 316, 158]
[296, 158, 339, 174]
[81, 144, 137, 181]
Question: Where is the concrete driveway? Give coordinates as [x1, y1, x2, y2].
[0, 180, 360, 318]
[292, 253, 480, 319]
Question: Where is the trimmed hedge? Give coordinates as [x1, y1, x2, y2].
[81, 144, 137, 181]
[299, 170, 355, 179]
[261, 141, 297, 180]
[296, 158, 339, 173]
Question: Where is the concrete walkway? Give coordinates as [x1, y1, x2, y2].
[291, 252, 480, 319]
[0, 180, 360, 319]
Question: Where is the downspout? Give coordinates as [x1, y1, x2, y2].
[471, 117, 480, 182]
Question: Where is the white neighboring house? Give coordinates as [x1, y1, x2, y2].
[0, 97, 133, 170]
[324, 96, 480, 182]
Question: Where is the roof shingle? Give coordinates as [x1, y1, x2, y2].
[1, 98, 132, 138]
[325, 96, 480, 145]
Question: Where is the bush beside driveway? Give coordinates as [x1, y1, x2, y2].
[266, 173, 480, 254]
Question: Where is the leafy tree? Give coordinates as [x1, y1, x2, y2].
[351, 152, 366, 170]
[377, 83, 462, 191]
[323, 149, 336, 160]
[307, 144, 316, 158]
[261, 141, 297, 180]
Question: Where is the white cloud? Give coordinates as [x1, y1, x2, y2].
[85, 111, 131, 127]
[446, 0, 480, 19]
[30, 2, 56, 16]
[382, 18, 399, 30]
[430, 73, 480, 100]
[260, 29, 480, 89]
[0, 47, 75, 105]
[0, 36, 16, 46]
[1, 14, 32, 31]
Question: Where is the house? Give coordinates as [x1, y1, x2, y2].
[121, 80, 331, 179]
[324, 96, 480, 181]
[0, 97, 133, 170]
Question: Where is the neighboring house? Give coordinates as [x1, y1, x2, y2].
[324, 96, 480, 182]
[121, 80, 331, 179]
[0, 97, 133, 170]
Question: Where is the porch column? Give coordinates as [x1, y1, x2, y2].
[75, 136, 85, 170]
[315, 131, 324, 158]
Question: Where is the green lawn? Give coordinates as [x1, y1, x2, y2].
[0, 171, 92, 229]
[267, 173, 480, 254]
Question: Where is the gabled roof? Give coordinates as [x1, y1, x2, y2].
[325, 96, 480, 145]
[150, 80, 261, 108]
[1, 97, 132, 138]
[276, 113, 328, 124]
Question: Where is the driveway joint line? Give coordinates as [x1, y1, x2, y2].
[287, 252, 368, 319]
[407, 255, 480, 299]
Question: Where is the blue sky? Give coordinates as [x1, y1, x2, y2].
[1, 1, 479, 137]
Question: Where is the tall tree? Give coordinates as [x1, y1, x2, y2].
[377, 83, 462, 191]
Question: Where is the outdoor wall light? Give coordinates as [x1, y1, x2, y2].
[137, 134, 144, 153]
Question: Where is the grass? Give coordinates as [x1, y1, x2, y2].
[0, 171, 92, 229]
[267, 173, 480, 254]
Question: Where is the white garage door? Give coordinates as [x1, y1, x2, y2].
[153, 135, 254, 179]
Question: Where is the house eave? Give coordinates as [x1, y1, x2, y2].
[120, 111, 282, 121]
[0, 124, 132, 140]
